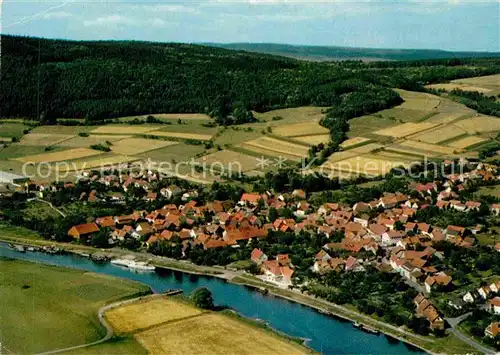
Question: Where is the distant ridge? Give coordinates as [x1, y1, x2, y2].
[207, 43, 500, 62]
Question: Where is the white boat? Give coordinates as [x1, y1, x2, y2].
[111, 258, 156, 271]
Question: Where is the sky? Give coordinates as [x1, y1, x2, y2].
[1, 0, 499, 52]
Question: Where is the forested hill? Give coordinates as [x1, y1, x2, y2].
[209, 43, 500, 62]
[1, 35, 500, 121]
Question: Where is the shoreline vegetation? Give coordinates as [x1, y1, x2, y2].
[0, 229, 476, 354]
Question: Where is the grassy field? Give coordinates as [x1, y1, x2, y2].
[253, 106, 325, 123]
[196, 150, 259, 172]
[294, 134, 330, 145]
[146, 131, 214, 141]
[59, 135, 132, 148]
[64, 336, 148, 355]
[106, 296, 310, 355]
[0, 258, 151, 354]
[19, 133, 75, 146]
[0, 122, 30, 139]
[0, 144, 67, 159]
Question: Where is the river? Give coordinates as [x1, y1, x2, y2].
[0, 243, 422, 354]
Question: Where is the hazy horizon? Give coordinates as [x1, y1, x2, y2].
[2, 1, 499, 52]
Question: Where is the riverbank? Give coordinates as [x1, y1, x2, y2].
[0, 257, 151, 354]
[0, 232, 474, 354]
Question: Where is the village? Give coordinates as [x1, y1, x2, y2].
[1, 158, 500, 349]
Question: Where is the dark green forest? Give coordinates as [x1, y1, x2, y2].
[1, 35, 500, 122]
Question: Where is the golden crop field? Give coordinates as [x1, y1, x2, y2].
[253, 106, 325, 123]
[147, 131, 213, 141]
[244, 137, 310, 158]
[374, 122, 439, 138]
[19, 133, 74, 147]
[328, 156, 408, 176]
[239, 143, 302, 162]
[294, 134, 330, 145]
[111, 138, 178, 155]
[59, 135, 132, 148]
[426, 83, 493, 94]
[447, 136, 488, 149]
[411, 125, 467, 144]
[14, 148, 103, 163]
[395, 89, 441, 111]
[399, 140, 459, 155]
[453, 116, 500, 133]
[91, 125, 162, 135]
[340, 137, 371, 149]
[425, 112, 470, 124]
[453, 74, 500, 87]
[385, 145, 436, 157]
[135, 313, 307, 355]
[56, 154, 138, 172]
[105, 297, 201, 334]
[272, 122, 329, 137]
[349, 143, 384, 154]
[196, 150, 258, 172]
[324, 150, 359, 163]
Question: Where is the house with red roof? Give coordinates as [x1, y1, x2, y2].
[485, 322, 500, 338]
[68, 223, 100, 239]
[251, 248, 268, 264]
[488, 297, 500, 314]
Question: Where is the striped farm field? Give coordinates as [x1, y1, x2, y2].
[399, 140, 459, 155]
[369, 151, 416, 161]
[328, 156, 408, 176]
[294, 134, 330, 145]
[374, 122, 439, 138]
[146, 131, 213, 141]
[453, 116, 500, 133]
[411, 125, 467, 144]
[196, 150, 258, 172]
[239, 143, 302, 162]
[426, 112, 470, 124]
[272, 122, 328, 137]
[447, 136, 488, 149]
[111, 138, 178, 155]
[59, 135, 132, 148]
[340, 137, 371, 149]
[56, 154, 138, 172]
[324, 150, 359, 163]
[385, 145, 437, 157]
[349, 143, 384, 154]
[19, 133, 74, 147]
[244, 136, 310, 158]
[91, 125, 162, 135]
[14, 148, 103, 163]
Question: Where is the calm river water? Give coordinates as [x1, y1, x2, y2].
[0, 243, 422, 354]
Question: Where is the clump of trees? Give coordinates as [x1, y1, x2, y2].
[191, 287, 214, 310]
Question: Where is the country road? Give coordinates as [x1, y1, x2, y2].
[445, 313, 496, 354]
